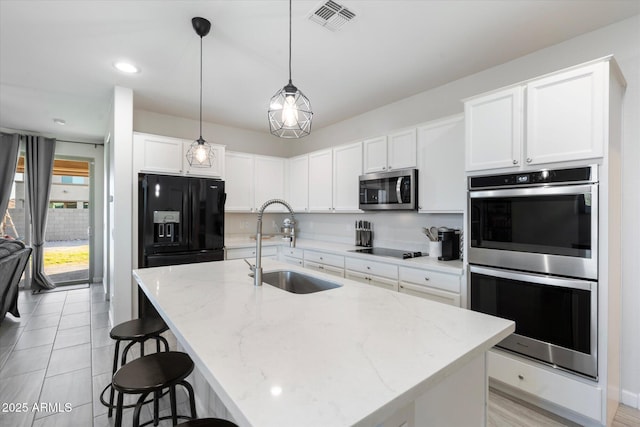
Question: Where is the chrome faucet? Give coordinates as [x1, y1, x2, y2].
[252, 199, 296, 286]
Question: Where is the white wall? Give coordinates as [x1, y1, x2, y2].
[133, 110, 290, 157]
[288, 15, 640, 407]
[107, 86, 134, 326]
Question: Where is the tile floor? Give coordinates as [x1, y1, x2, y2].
[0, 283, 185, 427]
[1, 283, 639, 427]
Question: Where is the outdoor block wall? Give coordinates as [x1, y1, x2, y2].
[6, 208, 89, 241]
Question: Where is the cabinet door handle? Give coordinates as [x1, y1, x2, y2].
[366, 266, 370, 270]
[424, 277, 430, 281]
[382, 166, 386, 170]
[512, 159, 518, 165]
[518, 374, 524, 380]
[526, 158, 532, 163]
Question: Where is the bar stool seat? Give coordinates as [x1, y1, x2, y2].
[176, 419, 238, 427]
[100, 317, 170, 416]
[113, 351, 197, 427]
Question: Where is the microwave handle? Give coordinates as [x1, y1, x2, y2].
[396, 177, 404, 203]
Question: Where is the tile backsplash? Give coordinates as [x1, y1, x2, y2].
[227, 212, 463, 253]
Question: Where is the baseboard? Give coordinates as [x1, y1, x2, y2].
[621, 389, 640, 409]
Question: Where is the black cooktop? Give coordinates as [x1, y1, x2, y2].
[349, 247, 423, 259]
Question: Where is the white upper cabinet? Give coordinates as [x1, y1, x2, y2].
[133, 132, 224, 178]
[465, 87, 522, 172]
[363, 130, 417, 173]
[287, 154, 309, 213]
[308, 149, 333, 212]
[332, 142, 363, 212]
[525, 62, 605, 165]
[225, 152, 285, 212]
[417, 115, 465, 212]
[225, 152, 255, 211]
[465, 59, 612, 172]
[387, 128, 417, 171]
[363, 136, 388, 173]
[254, 155, 286, 212]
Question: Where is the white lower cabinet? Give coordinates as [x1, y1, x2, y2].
[345, 257, 399, 291]
[303, 250, 344, 277]
[279, 246, 304, 267]
[488, 349, 602, 424]
[303, 261, 344, 278]
[225, 246, 277, 260]
[398, 266, 461, 306]
[346, 270, 398, 291]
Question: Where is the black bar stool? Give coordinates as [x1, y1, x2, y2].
[177, 419, 238, 427]
[112, 351, 197, 427]
[100, 317, 170, 416]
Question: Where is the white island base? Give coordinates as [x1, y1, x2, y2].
[134, 259, 513, 427]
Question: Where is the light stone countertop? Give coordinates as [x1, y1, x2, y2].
[134, 258, 513, 427]
[225, 236, 464, 274]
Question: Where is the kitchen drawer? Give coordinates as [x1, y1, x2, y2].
[488, 350, 602, 423]
[280, 246, 304, 259]
[399, 266, 460, 293]
[226, 246, 277, 260]
[346, 270, 398, 292]
[399, 282, 460, 306]
[304, 250, 344, 268]
[345, 257, 398, 280]
[303, 261, 344, 278]
[281, 255, 303, 267]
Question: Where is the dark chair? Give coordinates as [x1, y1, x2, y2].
[112, 351, 197, 427]
[100, 317, 170, 416]
[0, 238, 31, 323]
[176, 418, 239, 427]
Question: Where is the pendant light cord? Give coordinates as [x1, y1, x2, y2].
[288, 0, 292, 84]
[199, 34, 203, 140]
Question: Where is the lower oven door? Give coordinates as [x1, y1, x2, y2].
[470, 265, 597, 379]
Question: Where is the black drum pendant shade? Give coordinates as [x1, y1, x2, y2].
[186, 17, 215, 167]
[268, 0, 313, 138]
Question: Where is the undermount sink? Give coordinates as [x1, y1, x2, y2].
[261, 270, 342, 294]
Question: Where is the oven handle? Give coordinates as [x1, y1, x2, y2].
[469, 265, 595, 292]
[469, 184, 596, 199]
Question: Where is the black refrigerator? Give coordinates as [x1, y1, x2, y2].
[139, 173, 225, 266]
[138, 174, 225, 315]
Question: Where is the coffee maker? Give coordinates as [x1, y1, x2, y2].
[438, 230, 460, 261]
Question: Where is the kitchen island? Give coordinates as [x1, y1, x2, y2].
[133, 258, 514, 427]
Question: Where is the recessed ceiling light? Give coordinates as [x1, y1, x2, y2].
[113, 61, 140, 74]
[53, 118, 66, 125]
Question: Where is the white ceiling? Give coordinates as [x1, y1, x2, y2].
[1, 1, 638, 143]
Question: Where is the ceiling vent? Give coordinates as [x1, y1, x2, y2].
[308, 0, 356, 31]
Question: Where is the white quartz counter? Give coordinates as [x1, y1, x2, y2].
[134, 259, 513, 427]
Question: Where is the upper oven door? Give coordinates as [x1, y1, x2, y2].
[359, 169, 417, 211]
[468, 184, 598, 279]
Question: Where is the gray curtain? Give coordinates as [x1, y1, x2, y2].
[25, 135, 56, 292]
[0, 133, 20, 227]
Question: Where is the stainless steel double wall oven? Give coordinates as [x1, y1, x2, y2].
[468, 165, 598, 379]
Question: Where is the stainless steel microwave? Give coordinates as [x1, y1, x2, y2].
[359, 169, 418, 211]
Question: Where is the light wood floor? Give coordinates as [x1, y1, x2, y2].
[1, 284, 639, 426]
[489, 386, 640, 427]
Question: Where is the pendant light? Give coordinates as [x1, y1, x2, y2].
[268, 0, 313, 138]
[186, 17, 214, 167]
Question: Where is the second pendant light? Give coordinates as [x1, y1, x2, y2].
[268, 0, 313, 139]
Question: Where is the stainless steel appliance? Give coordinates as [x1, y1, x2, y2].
[468, 165, 598, 279]
[470, 265, 597, 378]
[468, 165, 599, 379]
[359, 169, 418, 211]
